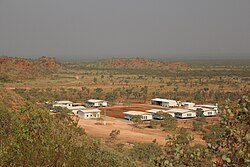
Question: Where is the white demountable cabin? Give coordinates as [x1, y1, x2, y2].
[172, 109, 196, 119]
[200, 108, 217, 117]
[76, 109, 101, 119]
[123, 111, 153, 121]
[53, 100, 73, 108]
[151, 98, 178, 107]
[86, 99, 108, 107]
[67, 106, 86, 110]
[195, 104, 218, 113]
[181, 102, 195, 109]
[145, 109, 175, 119]
[193, 104, 218, 117]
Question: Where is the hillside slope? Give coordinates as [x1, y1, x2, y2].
[0, 86, 25, 110]
[0, 56, 61, 79]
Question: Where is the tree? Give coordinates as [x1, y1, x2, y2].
[131, 115, 143, 127]
[125, 87, 134, 99]
[124, 80, 129, 85]
[194, 90, 203, 102]
[132, 90, 140, 99]
[109, 129, 120, 140]
[95, 87, 103, 94]
[140, 86, 148, 102]
[196, 108, 204, 117]
[192, 116, 206, 132]
[105, 91, 118, 102]
[93, 77, 97, 84]
[91, 88, 104, 99]
[156, 111, 177, 131]
[208, 96, 250, 166]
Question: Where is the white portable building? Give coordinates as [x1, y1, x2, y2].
[53, 100, 73, 108]
[181, 102, 195, 109]
[123, 111, 153, 121]
[76, 109, 101, 119]
[67, 106, 86, 111]
[201, 108, 217, 117]
[195, 104, 218, 113]
[151, 98, 178, 107]
[171, 109, 196, 119]
[146, 109, 175, 119]
[194, 104, 218, 117]
[87, 99, 108, 107]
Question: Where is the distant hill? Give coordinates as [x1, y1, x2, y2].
[0, 56, 61, 79]
[81, 58, 190, 70]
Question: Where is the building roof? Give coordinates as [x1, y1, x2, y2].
[202, 109, 216, 112]
[195, 104, 218, 108]
[146, 109, 169, 114]
[123, 111, 152, 116]
[72, 103, 84, 105]
[67, 106, 86, 110]
[88, 99, 105, 103]
[167, 108, 195, 114]
[55, 100, 73, 104]
[151, 98, 177, 103]
[78, 109, 101, 113]
[187, 107, 199, 110]
[182, 102, 195, 105]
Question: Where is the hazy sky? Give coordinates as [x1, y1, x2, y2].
[0, 0, 250, 60]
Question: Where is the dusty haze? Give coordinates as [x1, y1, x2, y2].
[0, 0, 250, 60]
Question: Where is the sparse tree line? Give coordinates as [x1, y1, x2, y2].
[68, 65, 250, 78]
[14, 85, 248, 106]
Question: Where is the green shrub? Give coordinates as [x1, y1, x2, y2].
[192, 117, 206, 132]
[149, 120, 161, 129]
[109, 129, 120, 140]
[129, 142, 162, 164]
[160, 113, 177, 131]
[0, 104, 135, 167]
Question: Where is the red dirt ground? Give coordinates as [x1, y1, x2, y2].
[78, 116, 169, 145]
[101, 106, 151, 119]
[78, 106, 219, 146]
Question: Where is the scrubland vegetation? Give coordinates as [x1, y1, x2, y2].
[1, 91, 249, 166]
[2, 58, 247, 107]
[0, 57, 250, 166]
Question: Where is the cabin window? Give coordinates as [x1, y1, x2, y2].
[86, 114, 88, 117]
[187, 113, 192, 117]
[208, 112, 212, 115]
[90, 114, 93, 117]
